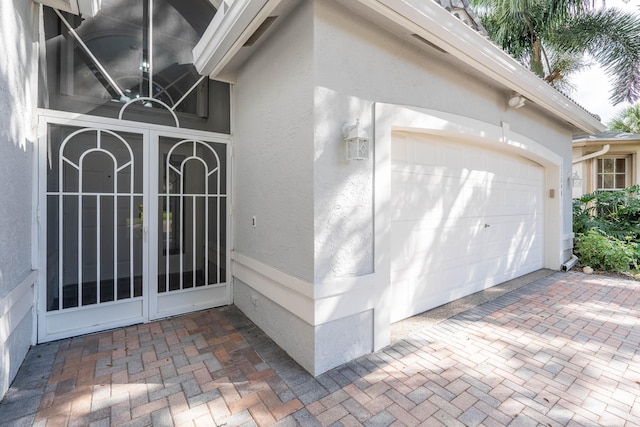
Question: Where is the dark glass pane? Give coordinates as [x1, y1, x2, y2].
[82, 152, 115, 193]
[46, 195, 60, 311]
[47, 122, 145, 313]
[100, 196, 115, 303]
[158, 136, 227, 290]
[61, 130, 99, 193]
[42, 0, 230, 132]
[207, 196, 227, 285]
[205, 142, 227, 194]
[168, 267, 181, 291]
[62, 195, 79, 309]
[81, 194, 98, 306]
[185, 157, 206, 195]
[100, 283, 115, 304]
[63, 282, 79, 309]
[134, 275, 143, 298]
[194, 196, 206, 287]
[603, 174, 614, 189]
[100, 132, 144, 194]
[183, 194, 195, 290]
[616, 158, 626, 172]
[157, 197, 167, 293]
[616, 173, 626, 189]
[602, 159, 614, 173]
[116, 194, 144, 299]
[47, 125, 62, 193]
[219, 199, 227, 283]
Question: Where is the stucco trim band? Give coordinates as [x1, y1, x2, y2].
[232, 251, 378, 325]
[232, 251, 315, 324]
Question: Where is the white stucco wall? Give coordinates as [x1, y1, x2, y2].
[232, 1, 319, 371]
[232, 1, 378, 375]
[0, 0, 38, 398]
[232, 0, 578, 375]
[313, 0, 575, 266]
[233, 0, 315, 283]
[310, 0, 574, 371]
[233, 279, 315, 372]
[312, 92, 374, 282]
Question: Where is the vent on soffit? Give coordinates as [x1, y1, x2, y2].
[244, 16, 278, 47]
[411, 34, 448, 54]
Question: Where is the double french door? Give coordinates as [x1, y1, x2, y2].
[37, 113, 231, 342]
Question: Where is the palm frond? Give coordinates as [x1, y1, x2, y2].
[608, 104, 640, 132]
[550, 9, 640, 104]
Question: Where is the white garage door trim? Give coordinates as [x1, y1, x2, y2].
[371, 102, 563, 350]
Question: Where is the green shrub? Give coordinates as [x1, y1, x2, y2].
[573, 186, 640, 241]
[574, 228, 638, 272]
[573, 186, 640, 271]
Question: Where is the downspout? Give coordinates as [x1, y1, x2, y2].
[561, 255, 578, 271]
[572, 144, 610, 164]
[568, 144, 610, 271]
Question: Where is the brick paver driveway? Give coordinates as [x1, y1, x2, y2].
[2, 271, 640, 426]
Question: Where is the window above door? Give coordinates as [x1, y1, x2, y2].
[40, 0, 230, 133]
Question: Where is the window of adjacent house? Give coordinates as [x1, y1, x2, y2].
[596, 157, 629, 190]
[40, 0, 230, 133]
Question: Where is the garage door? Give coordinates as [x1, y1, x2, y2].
[390, 132, 544, 322]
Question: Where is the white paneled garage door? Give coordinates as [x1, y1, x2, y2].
[390, 132, 544, 322]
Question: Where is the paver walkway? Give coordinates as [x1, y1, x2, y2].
[2, 271, 640, 426]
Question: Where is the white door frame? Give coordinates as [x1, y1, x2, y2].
[147, 128, 233, 321]
[36, 109, 232, 343]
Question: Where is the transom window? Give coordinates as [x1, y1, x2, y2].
[597, 157, 629, 190]
[41, 0, 230, 133]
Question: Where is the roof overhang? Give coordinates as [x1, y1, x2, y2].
[573, 133, 640, 147]
[33, 0, 101, 16]
[193, 0, 299, 83]
[193, 0, 606, 134]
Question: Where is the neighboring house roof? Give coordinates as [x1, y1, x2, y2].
[193, 0, 605, 135]
[574, 131, 640, 145]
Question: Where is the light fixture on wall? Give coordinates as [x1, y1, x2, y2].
[571, 171, 582, 188]
[508, 93, 525, 109]
[343, 119, 370, 161]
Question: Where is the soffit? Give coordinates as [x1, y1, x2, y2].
[193, 0, 606, 134]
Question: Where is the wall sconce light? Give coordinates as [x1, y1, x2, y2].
[343, 119, 370, 161]
[571, 171, 582, 188]
[508, 93, 525, 109]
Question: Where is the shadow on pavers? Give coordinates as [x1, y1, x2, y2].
[390, 269, 556, 343]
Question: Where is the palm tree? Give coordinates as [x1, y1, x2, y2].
[469, 0, 640, 104]
[608, 103, 640, 133]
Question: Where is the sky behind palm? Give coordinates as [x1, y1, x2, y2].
[571, 0, 640, 124]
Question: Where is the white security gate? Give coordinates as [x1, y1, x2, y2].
[390, 132, 544, 322]
[38, 114, 230, 342]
